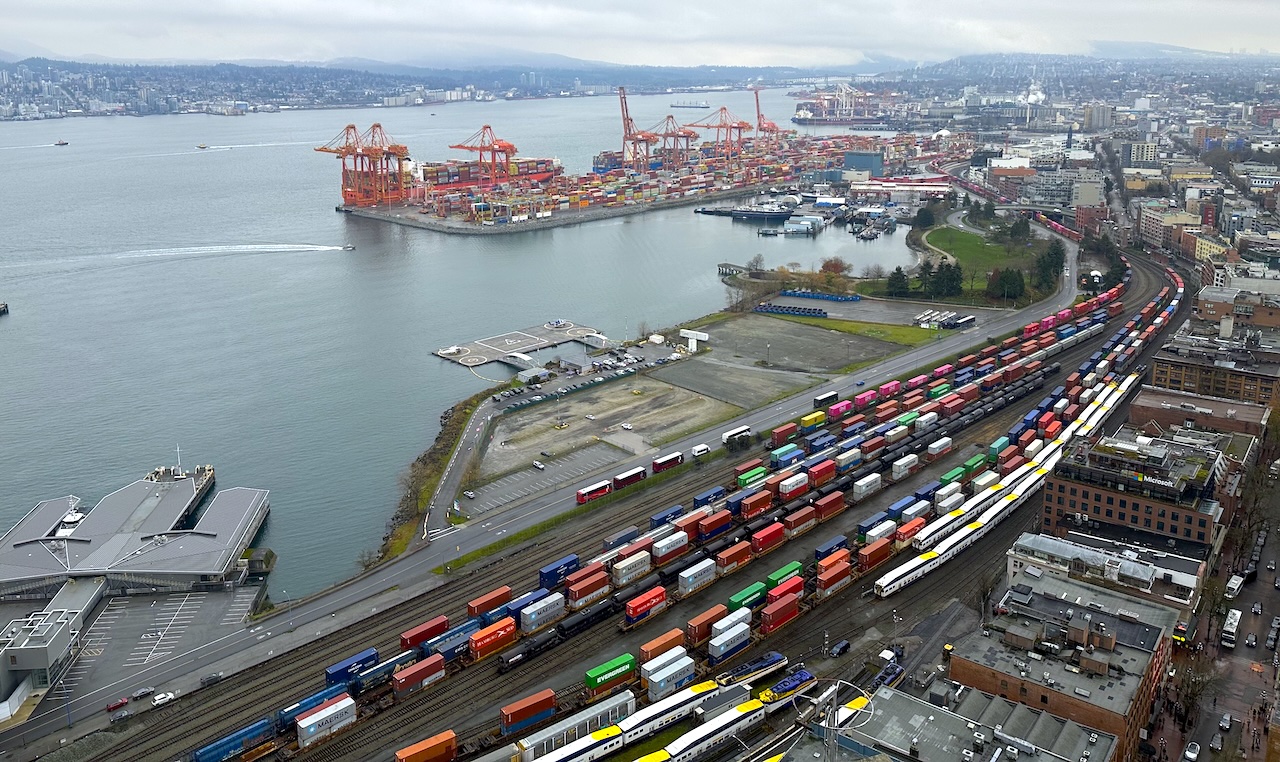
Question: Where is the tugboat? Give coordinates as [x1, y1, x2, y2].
[54, 140, 69, 146]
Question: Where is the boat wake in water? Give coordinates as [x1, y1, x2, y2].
[115, 243, 347, 259]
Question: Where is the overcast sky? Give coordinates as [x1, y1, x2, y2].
[3, 0, 1278, 67]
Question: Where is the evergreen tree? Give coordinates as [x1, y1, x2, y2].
[982, 200, 996, 219]
[918, 259, 935, 295]
[1010, 217, 1032, 243]
[886, 266, 911, 297]
[914, 207, 936, 229]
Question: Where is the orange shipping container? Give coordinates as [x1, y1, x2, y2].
[470, 617, 517, 661]
[467, 586, 512, 618]
[640, 628, 685, 662]
[818, 548, 851, 574]
[395, 730, 457, 762]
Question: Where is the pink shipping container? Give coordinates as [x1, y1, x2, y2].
[878, 380, 901, 398]
[906, 374, 929, 389]
[854, 390, 879, 409]
[1039, 316, 1056, 331]
[828, 400, 853, 419]
[1056, 308, 1073, 323]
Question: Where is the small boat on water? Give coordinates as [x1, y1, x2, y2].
[342, 244, 356, 251]
[196, 144, 208, 149]
[54, 140, 68, 146]
[757, 229, 781, 237]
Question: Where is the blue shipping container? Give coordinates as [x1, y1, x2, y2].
[813, 434, 837, 451]
[693, 486, 728, 508]
[502, 707, 557, 736]
[842, 422, 867, 437]
[801, 455, 828, 472]
[726, 489, 759, 516]
[914, 480, 942, 502]
[857, 511, 889, 537]
[538, 555, 580, 589]
[650, 505, 684, 529]
[814, 535, 849, 562]
[193, 719, 275, 762]
[425, 619, 482, 655]
[778, 450, 804, 468]
[506, 588, 550, 621]
[276, 684, 348, 731]
[325, 647, 378, 686]
[432, 632, 473, 663]
[887, 496, 915, 521]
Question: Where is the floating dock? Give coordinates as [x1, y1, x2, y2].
[436, 320, 603, 368]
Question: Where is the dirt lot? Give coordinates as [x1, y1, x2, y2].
[771, 295, 1007, 328]
[650, 356, 818, 409]
[480, 374, 738, 478]
[700, 313, 901, 373]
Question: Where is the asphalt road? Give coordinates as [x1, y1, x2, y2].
[0, 206, 1085, 758]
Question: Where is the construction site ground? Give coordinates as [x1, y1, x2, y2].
[696, 313, 902, 374]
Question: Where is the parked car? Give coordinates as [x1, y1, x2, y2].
[1247, 633, 1258, 648]
[462, 491, 476, 500]
[110, 709, 131, 724]
[829, 639, 851, 658]
[151, 692, 176, 707]
[1254, 602, 1263, 615]
[1270, 560, 1276, 571]
[1270, 616, 1280, 630]
[584, 414, 596, 421]
[532, 461, 545, 471]
[200, 672, 223, 687]
[1267, 630, 1277, 650]
[1220, 713, 1232, 731]
[131, 686, 154, 700]
[540, 451, 555, 458]
[1183, 742, 1200, 761]
[1209, 733, 1223, 752]
[106, 697, 129, 712]
[620, 423, 633, 430]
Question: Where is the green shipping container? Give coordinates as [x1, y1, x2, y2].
[738, 467, 768, 488]
[963, 454, 987, 475]
[896, 412, 920, 427]
[728, 582, 767, 612]
[940, 467, 966, 486]
[770, 444, 799, 461]
[927, 384, 952, 400]
[585, 653, 637, 689]
[766, 562, 803, 589]
[987, 436, 1010, 461]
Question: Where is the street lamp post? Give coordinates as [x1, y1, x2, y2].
[766, 343, 771, 365]
[283, 590, 292, 628]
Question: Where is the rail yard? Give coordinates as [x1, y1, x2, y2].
[76, 242, 1184, 762]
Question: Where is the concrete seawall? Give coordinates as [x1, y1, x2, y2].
[337, 185, 772, 236]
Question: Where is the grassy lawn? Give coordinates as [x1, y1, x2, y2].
[770, 315, 937, 347]
[925, 227, 1039, 274]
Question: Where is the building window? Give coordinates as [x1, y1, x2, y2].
[1132, 514, 1139, 524]
[1158, 508, 1166, 518]
[1145, 518, 1152, 528]
[1119, 512, 1126, 521]
[1094, 492, 1102, 501]
[1120, 499, 1127, 509]
[1045, 517, 1052, 526]
[1093, 505, 1101, 515]
[1185, 515, 1192, 524]
[1070, 487, 1078, 496]
[1058, 496, 1064, 505]
[1041, 695, 1049, 705]
[1185, 528, 1192, 538]
[1070, 500, 1076, 509]
[1198, 532, 1206, 541]
[1105, 509, 1113, 518]
[1200, 519, 1207, 528]
[1158, 521, 1165, 531]
[1058, 484, 1065, 493]
[1107, 496, 1114, 505]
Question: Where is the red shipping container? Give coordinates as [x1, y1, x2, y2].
[1038, 335, 1056, 349]
[1107, 301, 1124, 317]
[752, 523, 786, 554]
[926, 379, 948, 392]
[957, 354, 979, 368]
[862, 436, 885, 455]
[941, 399, 964, 417]
[815, 492, 845, 521]
[401, 615, 450, 652]
[501, 689, 556, 727]
[626, 587, 667, 619]
[808, 461, 836, 487]
[771, 422, 798, 447]
[858, 538, 893, 571]
[470, 617, 517, 661]
[742, 491, 773, 520]
[673, 513, 703, 539]
[1023, 360, 1042, 375]
[1000, 456, 1028, 477]
[917, 402, 942, 418]
[998, 445, 1019, 465]
[698, 510, 733, 537]
[763, 474, 788, 496]
[734, 458, 765, 478]
[1065, 372, 1081, 388]
[1045, 420, 1063, 439]
[568, 572, 610, 601]
[760, 593, 800, 634]
[784, 507, 817, 531]
[716, 541, 752, 572]
[874, 407, 898, 424]
[895, 517, 926, 542]
[1063, 403, 1081, 421]
[1066, 386, 1082, 404]
[565, 561, 606, 589]
[467, 586, 512, 618]
[1000, 336, 1020, 350]
[956, 384, 980, 402]
[1017, 430, 1036, 450]
[393, 654, 446, 693]
[619, 538, 655, 560]
[819, 548, 852, 573]
[687, 604, 728, 645]
[640, 629, 685, 662]
[1019, 341, 1038, 356]
[844, 413, 867, 429]
[979, 345, 999, 359]
[817, 561, 852, 589]
[901, 392, 926, 408]
[767, 576, 805, 604]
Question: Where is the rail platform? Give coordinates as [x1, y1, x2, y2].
[435, 320, 603, 368]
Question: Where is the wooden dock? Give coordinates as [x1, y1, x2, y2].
[435, 319, 603, 368]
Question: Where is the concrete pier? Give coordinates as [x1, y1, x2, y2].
[436, 320, 603, 368]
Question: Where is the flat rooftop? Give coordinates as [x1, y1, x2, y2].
[801, 685, 1116, 761]
[1001, 568, 1180, 651]
[1062, 531, 1205, 577]
[0, 469, 269, 591]
[1130, 385, 1271, 427]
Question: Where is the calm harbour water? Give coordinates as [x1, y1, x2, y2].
[0, 90, 913, 595]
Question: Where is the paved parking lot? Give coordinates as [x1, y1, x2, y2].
[42, 587, 261, 709]
[771, 294, 1007, 330]
[467, 443, 624, 516]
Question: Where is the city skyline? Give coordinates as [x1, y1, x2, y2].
[3, 0, 1279, 69]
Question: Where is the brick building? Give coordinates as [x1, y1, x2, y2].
[1151, 334, 1280, 406]
[1042, 425, 1242, 546]
[1195, 285, 1280, 329]
[1127, 386, 1271, 438]
[949, 571, 1178, 762]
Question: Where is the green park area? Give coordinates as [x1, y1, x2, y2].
[771, 315, 937, 347]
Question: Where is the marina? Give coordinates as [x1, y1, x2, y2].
[436, 320, 604, 368]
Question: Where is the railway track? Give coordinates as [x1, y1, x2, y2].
[91, 254, 1170, 762]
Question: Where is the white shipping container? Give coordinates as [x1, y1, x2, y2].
[934, 482, 962, 505]
[1053, 399, 1069, 416]
[297, 696, 356, 748]
[916, 412, 939, 430]
[1080, 389, 1096, 404]
[1024, 439, 1044, 458]
[641, 647, 687, 681]
[867, 520, 897, 543]
[612, 553, 653, 587]
[885, 425, 909, 442]
[836, 449, 862, 468]
[852, 473, 882, 496]
[1096, 360, 1111, 376]
[902, 502, 931, 522]
[1083, 372, 1097, 387]
[648, 657, 696, 702]
[971, 471, 999, 492]
[936, 493, 964, 515]
[654, 532, 688, 558]
[677, 559, 717, 597]
[895, 454, 919, 471]
[708, 622, 751, 659]
[927, 437, 953, 456]
[780, 473, 808, 493]
[711, 608, 751, 639]
[520, 592, 566, 631]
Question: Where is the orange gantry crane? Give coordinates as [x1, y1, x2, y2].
[752, 88, 782, 151]
[617, 87, 658, 172]
[649, 115, 699, 169]
[449, 125, 517, 187]
[684, 107, 753, 160]
[315, 123, 411, 207]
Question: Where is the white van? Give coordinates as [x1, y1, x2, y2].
[690, 443, 711, 458]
